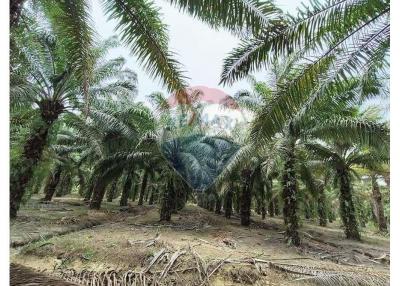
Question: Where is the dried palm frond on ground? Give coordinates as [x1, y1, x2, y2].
[48, 246, 389, 286]
[59, 269, 158, 286]
[295, 272, 389, 286]
[267, 262, 389, 286]
[298, 232, 390, 267]
[11, 219, 102, 248]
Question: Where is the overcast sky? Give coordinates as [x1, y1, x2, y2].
[90, 0, 305, 103]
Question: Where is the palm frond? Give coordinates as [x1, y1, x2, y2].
[220, 0, 389, 101]
[249, 55, 333, 145]
[308, 116, 389, 150]
[41, 0, 95, 111]
[103, 0, 188, 93]
[295, 272, 389, 286]
[168, 0, 284, 36]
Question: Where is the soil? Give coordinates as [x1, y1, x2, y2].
[10, 195, 390, 285]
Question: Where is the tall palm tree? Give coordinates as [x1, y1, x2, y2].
[10, 27, 137, 217]
[222, 58, 388, 244]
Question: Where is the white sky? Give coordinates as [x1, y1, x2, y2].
[90, 0, 305, 103]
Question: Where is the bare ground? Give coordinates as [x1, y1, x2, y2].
[10, 196, 390, 285]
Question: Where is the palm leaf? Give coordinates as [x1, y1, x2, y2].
[168, 0, 284, 36]
[295, 272, 389, 286]
[40, 0, 95, 112]
[103, 0, 188, 94]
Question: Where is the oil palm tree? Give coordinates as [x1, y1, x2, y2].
[41, 155, 83, 202]
[262, 103, 387, 244]
[305, 140, 388, 240]
[10, 27, 137, 217]
[223, 58, 388, 245]
[54, 98, 157, 209]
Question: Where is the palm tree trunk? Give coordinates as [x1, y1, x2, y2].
[267, 178, 274, 218]
[148, 187, 155, 205]
[240, 169, 253, 226]
[383, 173, 390, 187]
[370, 200, 378, 223]
[317, 185, 328, 227]
[120, 172, 133, 207]
[176, 184, 186, 211]
[207, 193, 215, 212]
[84, 183, 94, 202]
[215, 194, 222, 214]
[172, 181, 179, 213]
[89, 180, 107, 209]
[55, 175, 71, 197]
[106, 180, 118, 202]
[255, 195, 261, 215]
[197, 193, 204, 208]
[268, 200, 275, 217]
[281, 144, 300, 246]
[234, 189, 240, 214]
[328, 208, 336, 223]
[224, 188, 233, 219]
[337, 168, 360, 240]
[138, 169, 149, 205]
[42, 166, 62, 202]
[131, 184, 138, 202]
[160, 179, 174, 221]
[304, 201, 312, 220]
[10, 99, 63, 218]
[144, 187, 150, 202]
[273, 197, 280, 216]
[10, 126, 50, 218]
[260, 182, 267, 220]
[371, 174, 387, 232]
[78, 172, 86, 197]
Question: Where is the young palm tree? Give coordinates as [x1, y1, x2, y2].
[300, 162, 332, 227]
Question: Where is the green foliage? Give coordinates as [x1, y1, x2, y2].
[102, 0, 188, 93]
[168, 0, 284, 36]
[10, 0, 390, 237]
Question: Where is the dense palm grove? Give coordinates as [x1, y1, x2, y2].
[10, 0, 389, 251]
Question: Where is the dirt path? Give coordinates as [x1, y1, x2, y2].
[10, 196, 390, 285]
[10, 263, 79, 286]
